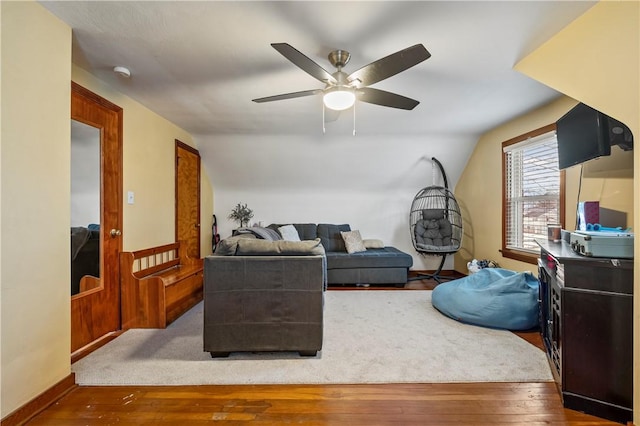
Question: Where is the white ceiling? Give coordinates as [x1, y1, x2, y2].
[42, 1, 596, 138]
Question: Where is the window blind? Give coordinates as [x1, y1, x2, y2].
[504, 131, 559, 252]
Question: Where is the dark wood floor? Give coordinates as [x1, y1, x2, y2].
[26, 273, 618, 425]
[27, 383, 618, 425]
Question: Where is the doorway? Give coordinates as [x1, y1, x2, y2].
[70, 82, 123, 356]
[175, 140, 201, 258]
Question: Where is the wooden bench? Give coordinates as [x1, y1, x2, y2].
[120, 242, 203, 329]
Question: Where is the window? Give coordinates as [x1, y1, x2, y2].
[502, 124, 565, 264]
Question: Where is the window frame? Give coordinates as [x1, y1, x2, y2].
[501, 123, 566, 264]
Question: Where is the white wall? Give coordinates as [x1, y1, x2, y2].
[199, 133, 476, 270]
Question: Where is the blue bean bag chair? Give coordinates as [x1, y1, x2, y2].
[431, 268, 539, 330]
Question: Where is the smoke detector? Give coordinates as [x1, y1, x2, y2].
[113, 66, 131, 78]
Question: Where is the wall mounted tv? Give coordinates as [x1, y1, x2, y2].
[556, 103, 633, 170]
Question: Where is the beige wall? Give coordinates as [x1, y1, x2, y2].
[487, 1, 640, 421]
[1, 2, 72, 417]
[455, 96, 570, 272]
[72, 66, 214, 254]
[454, 95, 634, 273]
[1, 2, 214, 419]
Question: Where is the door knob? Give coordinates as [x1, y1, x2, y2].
[110, 229, 122, 237]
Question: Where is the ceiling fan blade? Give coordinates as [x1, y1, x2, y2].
[357, 87, 420, 110]
[271, 43, 338, 84]
[252, 89, 323, 103]
[347, 44, 430, 87]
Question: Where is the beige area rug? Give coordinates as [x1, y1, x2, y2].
[72, 291, 553, 385]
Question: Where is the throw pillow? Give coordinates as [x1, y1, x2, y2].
[363, 238, 384, 249]
[340, 230, 367, 254]
[278, 224, 301, 241]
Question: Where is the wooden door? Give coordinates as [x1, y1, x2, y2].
[71, 82, 123, 354]
[175, 141, 201, 258]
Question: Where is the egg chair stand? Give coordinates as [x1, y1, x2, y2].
[409, 254, 450, 284]
[408, 157, 463, 284]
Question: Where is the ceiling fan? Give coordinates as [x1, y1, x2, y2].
[252, 43, 431, 112]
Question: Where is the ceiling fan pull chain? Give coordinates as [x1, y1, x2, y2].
[322, 104, 326, 134]
[352, 102, 356, 136]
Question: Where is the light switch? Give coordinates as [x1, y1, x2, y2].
[127, 191, 135, 204]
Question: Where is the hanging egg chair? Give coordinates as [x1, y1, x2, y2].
[409, 157, 463, 283]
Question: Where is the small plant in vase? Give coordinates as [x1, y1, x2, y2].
[228, 202, 254, 228]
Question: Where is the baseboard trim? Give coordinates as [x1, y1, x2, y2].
[408, 269, 465, 278]
[71, 330, 124, 364]
[1, 373, 76, 426]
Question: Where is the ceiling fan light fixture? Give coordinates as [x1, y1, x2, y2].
[323, 87, 355, 111]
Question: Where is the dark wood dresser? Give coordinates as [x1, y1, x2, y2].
[536, 239, 633, 424]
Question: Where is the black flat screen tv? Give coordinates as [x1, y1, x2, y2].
[556, 103, 633, 170]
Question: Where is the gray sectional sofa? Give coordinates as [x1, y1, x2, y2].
[226, 222, 414, 287]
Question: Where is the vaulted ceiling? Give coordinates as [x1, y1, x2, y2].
[40, 1, 597, 199]
[42, 1, 595, 138]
